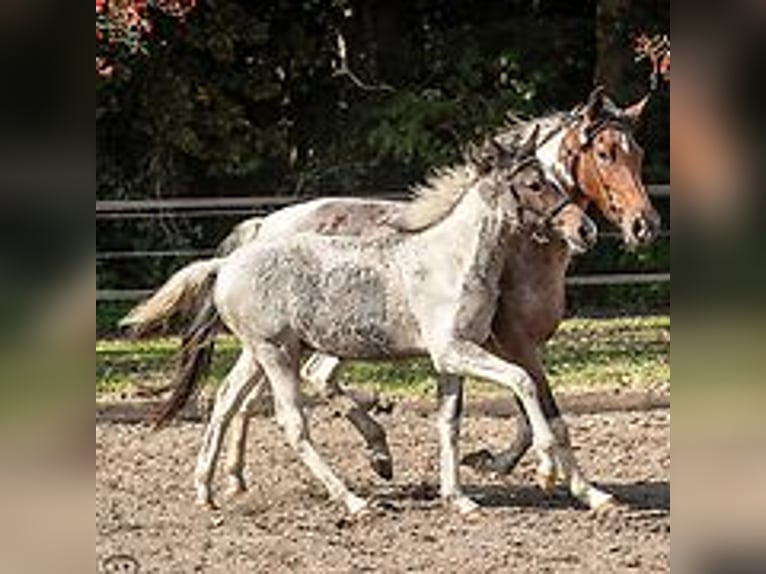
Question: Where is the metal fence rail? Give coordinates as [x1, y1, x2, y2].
[95, 186, 670, 215]
[97, 185, 670, 301]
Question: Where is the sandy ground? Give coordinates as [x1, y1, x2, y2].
[96, 405, 669, 573]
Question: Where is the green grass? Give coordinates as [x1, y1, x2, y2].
[96, 315, 669, 397]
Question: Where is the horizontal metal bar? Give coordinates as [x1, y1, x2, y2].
[98, 273, 671, 301]
[96, 192, 408, 214]
[565, 272, 670, 286]
[96, 196, 300, 213]
[97, 289, 153, 301]
[96, 185, 668, 214]
[97, 249, 216, 260]
[96, 231, 670, 261]
[96, 209, 262, 221]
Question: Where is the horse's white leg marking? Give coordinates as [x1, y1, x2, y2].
[194, 349, 259, 507]
[432, 340, 557, 467]
[535, 447, 559, 493]
[256, 343, 368, 516]
[549, 417, 615, 511]
[436, 374, 478, 515]
[222, 376, 268, 497]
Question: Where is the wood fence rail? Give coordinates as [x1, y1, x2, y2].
[96, 185, 669, 301]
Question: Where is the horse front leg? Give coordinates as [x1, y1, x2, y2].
[461, 339, 556, 479]
[548, 416, 616, 511]
[460, 395, 533, 476]
[435, 374, 478, 515]
[431, 339, 559, 508]
[495, 347, 615, 511]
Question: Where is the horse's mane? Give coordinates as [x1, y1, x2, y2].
[388, 92, 626, 234]
[389, 163, 479, 232]
[493, 109, 575, 150]
[495, 93, 628, 147]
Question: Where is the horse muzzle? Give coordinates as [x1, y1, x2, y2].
[553, 204, 598, 255]
[627, 210, 661, 248]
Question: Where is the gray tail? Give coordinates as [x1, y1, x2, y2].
[152, 276, 219, 428]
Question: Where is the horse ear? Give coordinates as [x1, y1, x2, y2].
[584, 85, 606, 121]
[519, 125, 540, 156]
[621, 93, 650, 125]
[489, 137, 506, 158]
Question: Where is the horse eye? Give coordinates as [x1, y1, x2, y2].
[596, 149, 611, 162]
[529, 181, 542, 192]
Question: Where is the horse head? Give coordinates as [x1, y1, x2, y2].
[561, 86, 661, 249]
[470, 129, 597, 255]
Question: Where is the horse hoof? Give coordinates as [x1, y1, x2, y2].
[352, 505, 376, 523]
[460, 449, 495, 472]
[536, 471, 557, 494]
[590, 494, 621, 515]
[370, 454, 394, 480]
[449, 495, 481, 518]
[224, 483, 247, 500]
[462, 449, 517, 476]
[195, 498, 219, 511]
[347, 495, 372, 519]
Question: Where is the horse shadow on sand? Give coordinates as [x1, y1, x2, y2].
[371, 479, 669, 513]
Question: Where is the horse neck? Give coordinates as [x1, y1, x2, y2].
[408, 182, 512, 287]
[509, 232, 572, 277]
[500, 233, 572, 314]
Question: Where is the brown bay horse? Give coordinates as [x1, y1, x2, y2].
[123, 135, 597, 515]
[126, 86, 661, 511]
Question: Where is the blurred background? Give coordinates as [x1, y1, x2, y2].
[95, 0, 670, 336]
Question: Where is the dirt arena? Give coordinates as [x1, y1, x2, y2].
[96, 405, 669, 573]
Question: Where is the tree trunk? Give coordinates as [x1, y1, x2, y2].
[595, 0, 632, 91]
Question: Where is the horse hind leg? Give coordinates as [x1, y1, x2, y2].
[194, 349, 259, 508]
[222, 376, 268, 498]
[257, 342, 369, 516]
[302, 351, 394, 480]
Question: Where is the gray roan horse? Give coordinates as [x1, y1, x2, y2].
[219, 86, 659, 511]
[132, 86, 655, 512]
[122, 132, 597, 516]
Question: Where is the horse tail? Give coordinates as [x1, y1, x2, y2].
[119, 258, 224, 337]
[152, 285, 220, 428]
